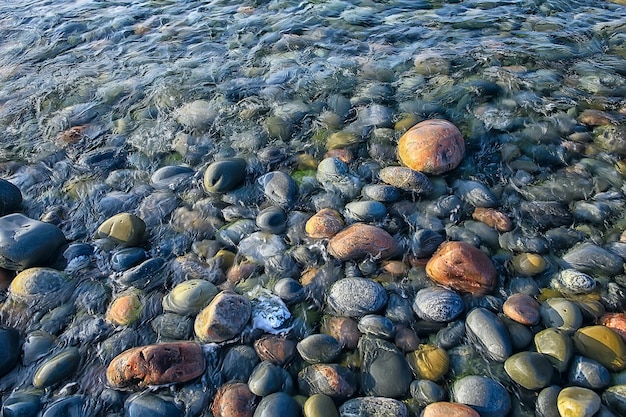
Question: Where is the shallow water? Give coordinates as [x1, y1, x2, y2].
[1, 0, 626, 416]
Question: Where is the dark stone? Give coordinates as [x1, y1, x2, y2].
[0, 179, 22, 216]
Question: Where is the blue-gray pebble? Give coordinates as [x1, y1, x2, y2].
[413, 287, 464, 323]
[0, 179, 22, 216]
[465, 307, 512, 362]
[258, 171, 298, 209]
[453, 375, 511, 417]
[568, 356, 611, 389]
[0, 326, 21, 377]
[125, 393, 182, 417]
[203, 158, 247, 193]
[253, 392, 300, 417]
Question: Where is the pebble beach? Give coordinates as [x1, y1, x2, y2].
[1, 0, 626, 416]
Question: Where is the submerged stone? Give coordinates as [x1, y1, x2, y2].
[96, 212, 146, 246]
[452, 375, 511, 417]
[328, 223, 397, 260]
[327, 277, 388, 317]
[33, 347, 81, 388]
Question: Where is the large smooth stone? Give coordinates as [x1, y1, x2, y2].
[540, 298, 583, 333]
[413, 286, 464, 323]
[1, 390, 42, 417]
[426, 241, 497, 295]
[504, 352, 553, 390]
[125, 393, 182, 417]
[359, 336, 412, 398]
[194, 291, 251, 342]
[567, 356, 610, 389]
[258, 171, 298, 209]
[304, 393, 339, 417]
[406, 344, 449, 381]
[452, 375, 511, 417]
[465, 307, 512, 362]
[573, 325, 626, 371]
[534, 328, 574, 373]
[0, 214, 66, 270]
[0, 326, 21, 377]
[96, 212, 146, 246]
[561, 243, 624, 276]
[212, 382, 256, 417]
[33, 347, 81, 388]
[162, 279, 219, 316]
[327, 277, 388, 317]
[328, 223, 397, 260]
[557, 387, 601, 417]
[0, 179, 22, 216]
[397, 119, 465, 175]
[297, 334, 342, 364]
[106, 342, 206, 389]
[602, 385, 626, 415]
[339, 397, 408, 417]
[203, 158, 247, 193]
[253, 392, 300, 417]
[9, 267, 72, 307]
[298, 364, 357, 400]
[421, 402, 480, 417]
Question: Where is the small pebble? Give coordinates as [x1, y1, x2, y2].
[557, 386, 601, 417]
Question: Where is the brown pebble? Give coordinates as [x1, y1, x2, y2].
[305, 208, 344, 239]
[105, 290, 143, 326]
[472, 207, 513, 232]
[394, 324, 421, 352]
[321, 316, 360, 350]
[577, 109, 620, 126]
[503, 293, 541, 325]
[328, 223, 397, 261]
[106, 342, 205, 389]
[397, 119, 465, 175]
[381, 260, 409, 277]
[194, 291, 251, 343]
[426, 241, 497, 295]
[298, 363, 357, 399]
[598, 313, 626, 342]
[325, 148, 354, 163]
[226, 261, 260, 285]
[212, 382, 256, 417]
[421, 402, 481, 417]
[254, 335, 296, 365]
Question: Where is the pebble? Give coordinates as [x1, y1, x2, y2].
[534, 328, 574, 373]
[598, 313, 626, 342]
[212, 382, 256, 417]
[150, 165, 194, 190]
[573, 325, 626, 371]
[540, 297, 583, 333]
[561, 243, 624, 276]
[304, 393, 339, 417]
[328, 223, 397, 260]
[344, 201, 387, 223]
[339, 397, 408, 417]
[557, 386, 601, 417]
[361, 184, 401, 202]
[194, 291, 251, 343]
[471, 208, 512, 232]
[256, 206, 287, 234]
[203, 158, 247, 193]
[0, 326, 21, 377]
[504, 351, 553, 390]
[536, 385, 561, 417]
[326, 277, 388, 317]
[503, 293, 540, 325]
[175, 99, 217, 130]
[298, 364, 357, 399]
[0, 179, 22, 215]
[426, 241, 497, 295]
[602, 385, 626, 416]
[397, 119, 465, 175]
[96, 212, 146, 246]
[162, 279, 219, 316]
[254, 335, 296, 366]
[421, 402, 481, 417]
[409, 380, 446, 406]
[568, 356, 611, 389]
[412, 286, 464, 323]
[253, 392, 300, 417]
[357, 314, 395, 339]
[406, 344, 449, 381]
[1, 390, 41, 417]
[553, 269, 597, 294]
[125, 392, 182, 417]
[0, 214, 66, 270]
[297, 334, 342, 364]
[9, 267, 72, 307]
[42, 395, 86, 417]
[105, 289, 144, 326]
[378, 166, 433, 193]
[110, 247, 147, 272]
[106, 342, 206, 389]
[248, 360, 292, 396]
[221, 345, 259, 383]
[320, 316, 360, 349]
[258, 171, 299, 209]
[33, 347, 81, 388]
[452, 179, 499, 208]
[465, 307, 512, 362]
[118, 257, 167, 290]
[22, 330, 55, 365]
[272, 277, 306, 305]
[511, 252, 547, 276]
[452, 375, 511, 417]
[305, 208, 344, 239]
[359, 336, 412, 398]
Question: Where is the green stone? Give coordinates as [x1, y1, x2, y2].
[304, 393, 339, 417]
[534, 328, 574, 373]
[33, 347, 81, 388]
[504, 352, 553, 390]
[96, 213, 146, 246]
[162, 279, 219, 316]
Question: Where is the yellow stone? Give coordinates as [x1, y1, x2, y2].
[512, 253, 546, 275]
[96, 213, 146, 246]
[573, 325, 626, 371]
[557, 387, 601, 417]
[406, 344, 449, 381]
[326, 131, 358, 150]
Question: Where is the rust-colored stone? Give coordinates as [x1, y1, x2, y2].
[305, 208, 344, 239]
[254, 335, 296, 365]
[106, 342, 205, 389]
[397, 119, 465, 175]
[472, 207, 513, 232]
[422, 402, 481, 417]
[425, 241, 497, 295]
[327, 223, 397, 261]
[503, 293, 541, 326]
[321, 316, 360, 350]
[194, 291, 251, 343]
[212, 382, 256, 417]
[598, 313, 626, 342]
[226, 261, 259, 285]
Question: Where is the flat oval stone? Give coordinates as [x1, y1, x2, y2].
[379, 166, 433, 193]
[359, 336, 412, 398]
[573, 325, 626, 371]
[248, 360, 291, 396]
[534, 328, 574, 373]
[253, 392, 300, 417]
[305, 208, 344, 239]
[452, 375, 511, 417]
[553, 269, 596, 294]
[406, 344, 449, 381]
[511, 253, 547, 275]
[297, 334, 342, 364]
[96, 213, 146, 246]
[409, 380, 446, 406]
[118, 257, 167, 290]
[503, 293, 540, 325]
[557, 387, 601, 417]
[0, 214, 66, 270]
[344, 201, 387, 223]
[413, 286, 464, 323]
[110, 247, 147, 272]
[466, 308, 512, 362]
[256, 206, 287, 234]
[150, 165, 194, 190]
[194, 291, 251, 343]
[397, 119, 464, 175]
[328, 223, 397, 260]
[421, 402, 480, 417]
[357, 314, 395, 339]
[254, 335, 296, 366]
[298, 364, 357, 400]
[362, 184, 401, 202]
[258, 171, 298, 209]
[33, 347, 81, 388]
[0, 326, 21, 377]
[561, 243, 624, 276]
[212, 382, 256, 417]
[426, 241, 497, 295]
[339, 397, 408, 417]
[568, 356, 610, 389]
[504, 351, 553, 390]
[540, 298, 583, 333]
[602, 385, 626, 416]
[304, 393, 338, 417]
[204, 158, 247, 193]
[0, 179, 22, 216]
[162, 279, 219, 316]
[472, 208, 512, 232]
[106, 342, 206, 389]
[327, 277, 388, 317]
[125, 393, 182, 417]
[453, 179, 499, 208]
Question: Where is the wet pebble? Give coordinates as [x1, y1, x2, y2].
[0, 214, 66, 270]
[504, 351, 553, 390]
[426, 241, 497, 295]
[409, 380, 446, 407]
[175, 99, 217, 130]
[194, 291, 251, 343]
[22, 329, 55, 365]
[412, 286, 464, 323]
[471, 207, 512, 232]
[344, 201, 387, 223]
[203, 158, 247, 193]
[254, 335, 296, 366]
[452, 179, 498, 208]
[328, 223, 397, 260]
[503, 293, 540, 325]
[0, 179, 22, 215]
[534, 328, 574, 373]
[421, 402, 480, 417]
[465, 307, 512, 362]
[499, 231, 550, 254]
[221, 345, 259, 382]
[536, 385, 561, 417]
[305, 208, 344, 239]
[105, 288, 144, 326]
[357, 314, 395, 339]
[561, 243, 624, 276]
[304, 393, 338, 417]
[511, 252, 547, 276]
[118, 257, 166, 290]
[540, 297, 583, 333]
[1, 390, 41, 417]
[598, 313, 626, 342]
[273, 277, 305, 305]
[106, 342, 206, 389]
[298, 363, 357, 399]
[258, 171, 298, 209]
[379, 166, 433, 193]
[254, 392, 300, 417]
[212, 382, 256, 417]
[150, 165, 194, 190]
[248, 360, 292, 396]
[359, 336, 412, 397]
[327, 277, 388, 317]
[162, 279, 219, 316]
[602, 385, 626, 416]
[110, 247, 146, 272]
[320, 316, 360, 350]
[406, 344, 449, 381]
[361, 184, 400, 202]
[9, 267, 72, 308]
[256, 206, 287, 234]
[33, 346, 81, 389]
[297, 334, 342, 364]
[125, 393, 182, 417]
[557, 386, 601, 417]
[96, 212, 146, 247]
[339, 397, 408, 417]
[573, 325, 626, 371]
[452, 375, 511, 417]
[568, 355, 610, 389]
[0, 326, 21, 377]
[553, 268, 597, 294]
[42, 395, 85, 417]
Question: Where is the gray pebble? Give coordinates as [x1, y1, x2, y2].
[466, 307, 512, 362]
[452, 375, 511, 417]
[568, 356, 611, 389]
[413, 287, 464, 323]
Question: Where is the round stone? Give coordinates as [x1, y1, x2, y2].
[253, 392, 300, 417]
[567, 356, 611, 389]
[0, 179, 22, 216]
[327, 277, 388, 317]
[272, 278, 305, 305]
[536, 385, 561, 417]
[534, 328, 574, 373]
[327, 223, 397, 261]
[303, 393, 338, 417]
[96, 212, 146, 246]
[339, 397, 408, 417]
[212, 383, 256, 417]
[297, 364, 357, 399]
[258, 171, 298, 209]
[305, 208, 344, 239]
[452, 375, 511, 417]
[357, 314, 395, 339]
[421, 402, 480, 417]
[465, 307, 512, 362]
[247, 360, 291, 397]
[397, 119, 465, 175]
[344, 201, 387, 223]
[503, 293, 541, 325]
[511, 253, 547, 275]
[254, 335, 296, 366]
[256, 206, 287, 234]
[406, 344, 449, 381]
[110, 247, 147, 272]
[573, 325, 626, 371]
[194, 291, 252, 343]
[557, 387, 601, 417]
[504, 351, 553, 390]
[359, 336, 412, 398]
[33, 347, 81, 388]
[471, 208, 513, 232]
[320, 316, 360, 350]
[9, 267, 72, 306]
[540, 298, 583, 333]
[413, 286, 464, 323]
[426, 241, 497, 295]
[203, 158, 247, 193]
[379, 166, 433, 193]
[553, 269, 596, 295]
[598, 313, 626, 342]
[297, 334, 342, 364]
[162, 279, 219, 316]
[106, 289, 144, 326]
[409, 380, 446, 406]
